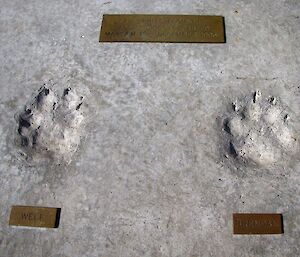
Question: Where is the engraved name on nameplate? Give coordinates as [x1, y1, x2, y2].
[9, 206, 61, 228]
[99, 14, 225, 43]
[233, 213, 283, 235]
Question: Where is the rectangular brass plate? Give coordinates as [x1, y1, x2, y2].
[9, 206, 61, 228]
[233, 213, 283, 235]
[99, 14, 225, 43]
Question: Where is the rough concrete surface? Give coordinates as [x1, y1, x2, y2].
[0, 0, 300, 256]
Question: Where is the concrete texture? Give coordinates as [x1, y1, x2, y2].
[0, 0, 300, 256]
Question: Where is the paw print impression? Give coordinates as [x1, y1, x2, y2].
[224, 91, 298, 167]
[16, 85, 86, 164]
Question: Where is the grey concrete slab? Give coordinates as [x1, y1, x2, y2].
[0, 0, 299, 256]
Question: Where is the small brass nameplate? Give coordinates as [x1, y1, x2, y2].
[9, 206, 61, 228]
[233, 213, 283, 235]
[99, 14, 225, 43]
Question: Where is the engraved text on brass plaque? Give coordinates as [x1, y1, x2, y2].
[99, 14, 225, 43]
[9, 206, 61, 228]
[233, 213, 283, 235]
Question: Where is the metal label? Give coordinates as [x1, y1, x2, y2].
[233, 213, 283, 235]
[99, 14, 225, 43]
[9, 206, 61, 228]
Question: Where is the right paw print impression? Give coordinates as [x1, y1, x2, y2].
[224, 91, 298, 167]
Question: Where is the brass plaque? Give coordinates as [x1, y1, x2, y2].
[9, 206, 61, 228]
[233, 213, 283, 235]
[99, 14, 225, 43]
